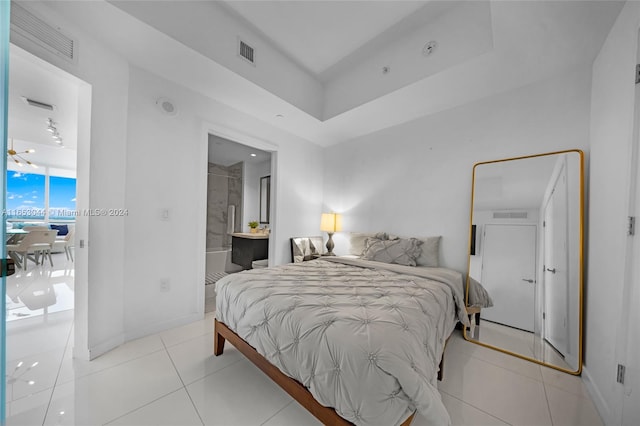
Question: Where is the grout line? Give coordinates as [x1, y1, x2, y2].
[541, 380, 555, 425]
[260, 400, 295, 426]
[439, 390, 514, 426]
[101, 388, 190, 426]
[42, 314, 75, 426]
[158, 320, 216, 350]
[53, 343, 167, 386]
[161, 337, 205, 426]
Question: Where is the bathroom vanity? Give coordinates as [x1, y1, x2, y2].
[231, 233, 269, 269]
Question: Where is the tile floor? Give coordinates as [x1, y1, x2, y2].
[467, 320, 573, 371]
[5, 255, 604, 425]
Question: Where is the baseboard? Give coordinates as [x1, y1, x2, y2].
[582, 366, 611, 424]
[123, 312, 204, 342]
[88, 334, 125, 360]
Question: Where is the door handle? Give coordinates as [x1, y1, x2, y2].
[546, 268, 556, 274]
[522, 278, 534, 283]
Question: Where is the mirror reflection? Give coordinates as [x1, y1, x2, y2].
[260, 175, 271, 224]
[465, 150, 583, 374]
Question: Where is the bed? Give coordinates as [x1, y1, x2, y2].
[214, 255, 470, 425]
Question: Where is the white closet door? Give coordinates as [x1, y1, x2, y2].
[543, 167, 569, 357]
[481, 224, 537, 332]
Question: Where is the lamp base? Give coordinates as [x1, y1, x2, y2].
[325, 232, 335, 256]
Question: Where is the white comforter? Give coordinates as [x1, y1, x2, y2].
[215, 258, 470, 426]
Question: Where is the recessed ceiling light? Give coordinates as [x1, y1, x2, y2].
[250, 153, 257, 157]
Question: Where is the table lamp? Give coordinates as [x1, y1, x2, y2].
[320, 213, 342, 256]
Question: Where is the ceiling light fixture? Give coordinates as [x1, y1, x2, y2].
[46, 118, 63, 146]
[7, 138, 38, 168]
[250, 153, 257, 157]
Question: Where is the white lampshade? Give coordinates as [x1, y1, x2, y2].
[320, 213, 342, 233]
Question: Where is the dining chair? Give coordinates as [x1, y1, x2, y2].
[52, 227, 75, 262]
[7, 229, 59, 270]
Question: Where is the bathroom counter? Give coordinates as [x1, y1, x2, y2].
[231, 232, 269, 240]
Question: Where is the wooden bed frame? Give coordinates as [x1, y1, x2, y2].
[214, 319, 424, 426]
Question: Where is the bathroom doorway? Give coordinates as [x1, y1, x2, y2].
[204, 134, 272, 312]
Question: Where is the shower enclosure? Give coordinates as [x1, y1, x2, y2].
[206, 162, 243, 249]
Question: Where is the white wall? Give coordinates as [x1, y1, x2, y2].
[122, 65, 324, 339]
[14, 1, 324, 355]
[323, 67, 592, 272]
[10, 1, 131, 359]
[586, 2, 640, 424]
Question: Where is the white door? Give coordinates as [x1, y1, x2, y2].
[621, 35, 640, 424]
[543, 167, 569, 356]
[481, 224, 537, 332]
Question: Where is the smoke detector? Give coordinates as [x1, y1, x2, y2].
[156, 97, 178, 116]
[423, 41, 437, 57]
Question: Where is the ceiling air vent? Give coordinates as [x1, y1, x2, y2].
[22, 97, 54, 111]
[10, 2, 76, 63]
[493, 212, 528, 219]
[238, 39, 255, 65]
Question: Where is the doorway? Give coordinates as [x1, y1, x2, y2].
[204, 134, 273, 312]
[3, 44, 89, 422]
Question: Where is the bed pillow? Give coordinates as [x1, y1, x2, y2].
[386, 235, 441, 267]
[362, 237, 423, 266]
[348, 232, 388, 256]
[415, 236, 442, 267]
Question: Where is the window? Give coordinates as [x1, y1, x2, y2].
[6, 171, 45, 220]
[6, 171, 76, 221]
[49, 176, 77, 220]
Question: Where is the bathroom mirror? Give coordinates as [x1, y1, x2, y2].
[260, 175, 270, 224]
[465, 150, 584, 374]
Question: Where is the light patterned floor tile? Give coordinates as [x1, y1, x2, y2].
[438, 350, 552, 425]
[105, 388, 203, 426]
[43, 351, 183, 425]
[166, 332, 244, 385]
[545, 384, 603, 426]
[159, 314, 216, 348]
[186, 360, 292, 425]
[261, 401, 322, 426]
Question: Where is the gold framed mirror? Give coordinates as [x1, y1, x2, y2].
[464, 150, 584, 375]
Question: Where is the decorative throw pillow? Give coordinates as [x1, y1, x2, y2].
[348, 232, 388, 256]
[50, 224, 69, 236]
[362, 237, 423, 266]
[292, 238, 313, 262]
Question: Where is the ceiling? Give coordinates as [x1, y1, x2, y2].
[16, 1, 625, 149]
[208, 135, 271, 167]
[7, 45, 79, 171]
[474, 154, 560, 211]
[221, 0, 429, 76]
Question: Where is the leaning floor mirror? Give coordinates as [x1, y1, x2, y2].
[464, 150, 584, 374]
